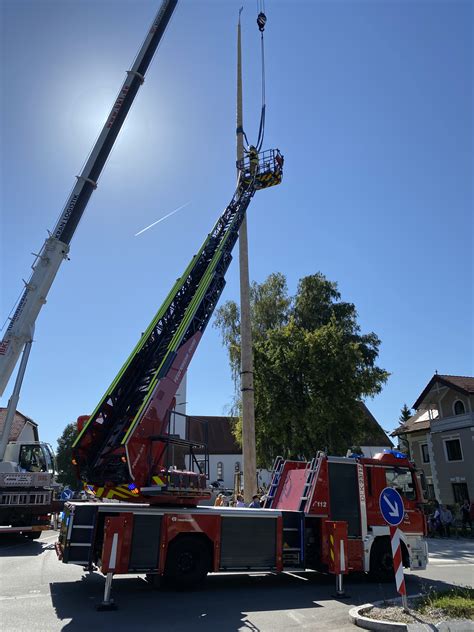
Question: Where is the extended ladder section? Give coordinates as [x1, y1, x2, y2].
[73, 152, 282, 502]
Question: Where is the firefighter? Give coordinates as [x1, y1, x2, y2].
[275, 150, 284, 171]
[247, 145, 259, 177]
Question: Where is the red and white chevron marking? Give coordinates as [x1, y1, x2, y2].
[390, 526, 406, 595]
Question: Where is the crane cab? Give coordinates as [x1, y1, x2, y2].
[238, 148, 283, 190]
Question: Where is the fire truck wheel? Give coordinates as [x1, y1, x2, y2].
[164, 536, 211, 590]
[368, 538, 394, 582]
[25, 531, 42, 540]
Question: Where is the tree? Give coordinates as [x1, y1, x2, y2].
[56, 422, 79, 488]
[214, 272, 389, 467]
[399, 403, 412, 424]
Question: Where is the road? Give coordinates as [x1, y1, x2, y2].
[0, 532, 472, 632]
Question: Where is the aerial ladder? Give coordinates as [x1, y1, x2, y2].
[73, 150, 283, 504]
[72, 7, 284, 505]
[0, 1, 178, 457]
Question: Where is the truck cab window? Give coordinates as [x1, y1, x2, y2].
[43, 444, 55, 474]
[19, 445, 47, 473]
[385, 467, 416, 501]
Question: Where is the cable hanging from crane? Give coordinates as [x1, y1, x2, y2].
[255, 1, 266, 152]
[241, 1, 267, 154]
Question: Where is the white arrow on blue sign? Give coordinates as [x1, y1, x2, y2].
[379, 487, 404, 526]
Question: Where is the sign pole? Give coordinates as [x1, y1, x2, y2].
[379, 487, 409, 613]
[389, 525, 408, 611]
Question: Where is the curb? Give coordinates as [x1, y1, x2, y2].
[348, 595, 474, 632]
[349, 597, 411, 632]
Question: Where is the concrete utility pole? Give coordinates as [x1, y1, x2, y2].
[236, 9, 257, 503]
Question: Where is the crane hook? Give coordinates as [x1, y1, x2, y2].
[257, 12, 266, 32]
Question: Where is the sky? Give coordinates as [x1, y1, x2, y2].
[1, 0, 472, 449]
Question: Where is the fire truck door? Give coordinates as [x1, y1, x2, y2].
[328, 462, 361, 537]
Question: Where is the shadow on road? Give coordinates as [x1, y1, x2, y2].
[0, 533, 48, 557]
[47, 569, 464, 632]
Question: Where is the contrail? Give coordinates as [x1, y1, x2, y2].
[134, 201, 191, 236]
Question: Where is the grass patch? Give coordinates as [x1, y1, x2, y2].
[417, 587, 474, 620]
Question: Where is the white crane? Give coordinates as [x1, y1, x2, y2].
[0, 0, 178, 459]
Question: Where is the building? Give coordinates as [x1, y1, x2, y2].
[357, 402, 394, 457]
[186, 402, 392, 490]
[185, 415, 249, 489]
[0, 408, 39, 445]
[392, 374, 474, 505]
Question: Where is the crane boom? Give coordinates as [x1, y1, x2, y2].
[0, 0, 178, 397]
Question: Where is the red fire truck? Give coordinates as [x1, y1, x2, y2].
[57, 449, 427, 608]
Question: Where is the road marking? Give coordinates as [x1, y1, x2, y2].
[286, 611, 304, 624]
[284, 571, 309, 581]
[0, 593, 46, 602]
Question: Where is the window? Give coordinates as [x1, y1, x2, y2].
[19, 445, 47, 473]
[427, 484, 435, 500]
[452, 482, 469, 503]
[453, 400, 466, 416]
[444, 438, 463, 462]
[421, 444, 430, 463]
[217, 461, 223, 480]
[385, 468, 416, 500]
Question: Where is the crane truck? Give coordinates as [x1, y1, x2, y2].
[0, 1, 178, 534]
[0, 409, 58, 537]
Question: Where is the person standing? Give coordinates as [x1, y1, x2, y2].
[247, 145, 259, 177]
[248, 494, 261, 508]
[439, 505, 453, 537]
[461, 499, 472, 534]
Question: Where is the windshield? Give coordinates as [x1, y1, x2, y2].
[19, 444, 47, 473]
[18, 443, 55, 474]
[385, 467, 417, 501]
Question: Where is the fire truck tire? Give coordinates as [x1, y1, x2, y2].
[368, 538, 394, 582]
[164, 535, 211, 590]
[25, 531, 42, 540]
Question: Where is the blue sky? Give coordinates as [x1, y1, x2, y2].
[1, 0, 472, 448]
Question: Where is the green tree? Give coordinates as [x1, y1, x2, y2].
[56, 422, 79, 488]
[399, 403, 412, 424]
[214, 272, 389, 467]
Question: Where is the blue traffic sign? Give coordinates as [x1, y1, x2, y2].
[60, 487, 74, 501]
[379, 487, 404, 526]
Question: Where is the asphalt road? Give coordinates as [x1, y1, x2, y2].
[0, 532, 472, 632]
